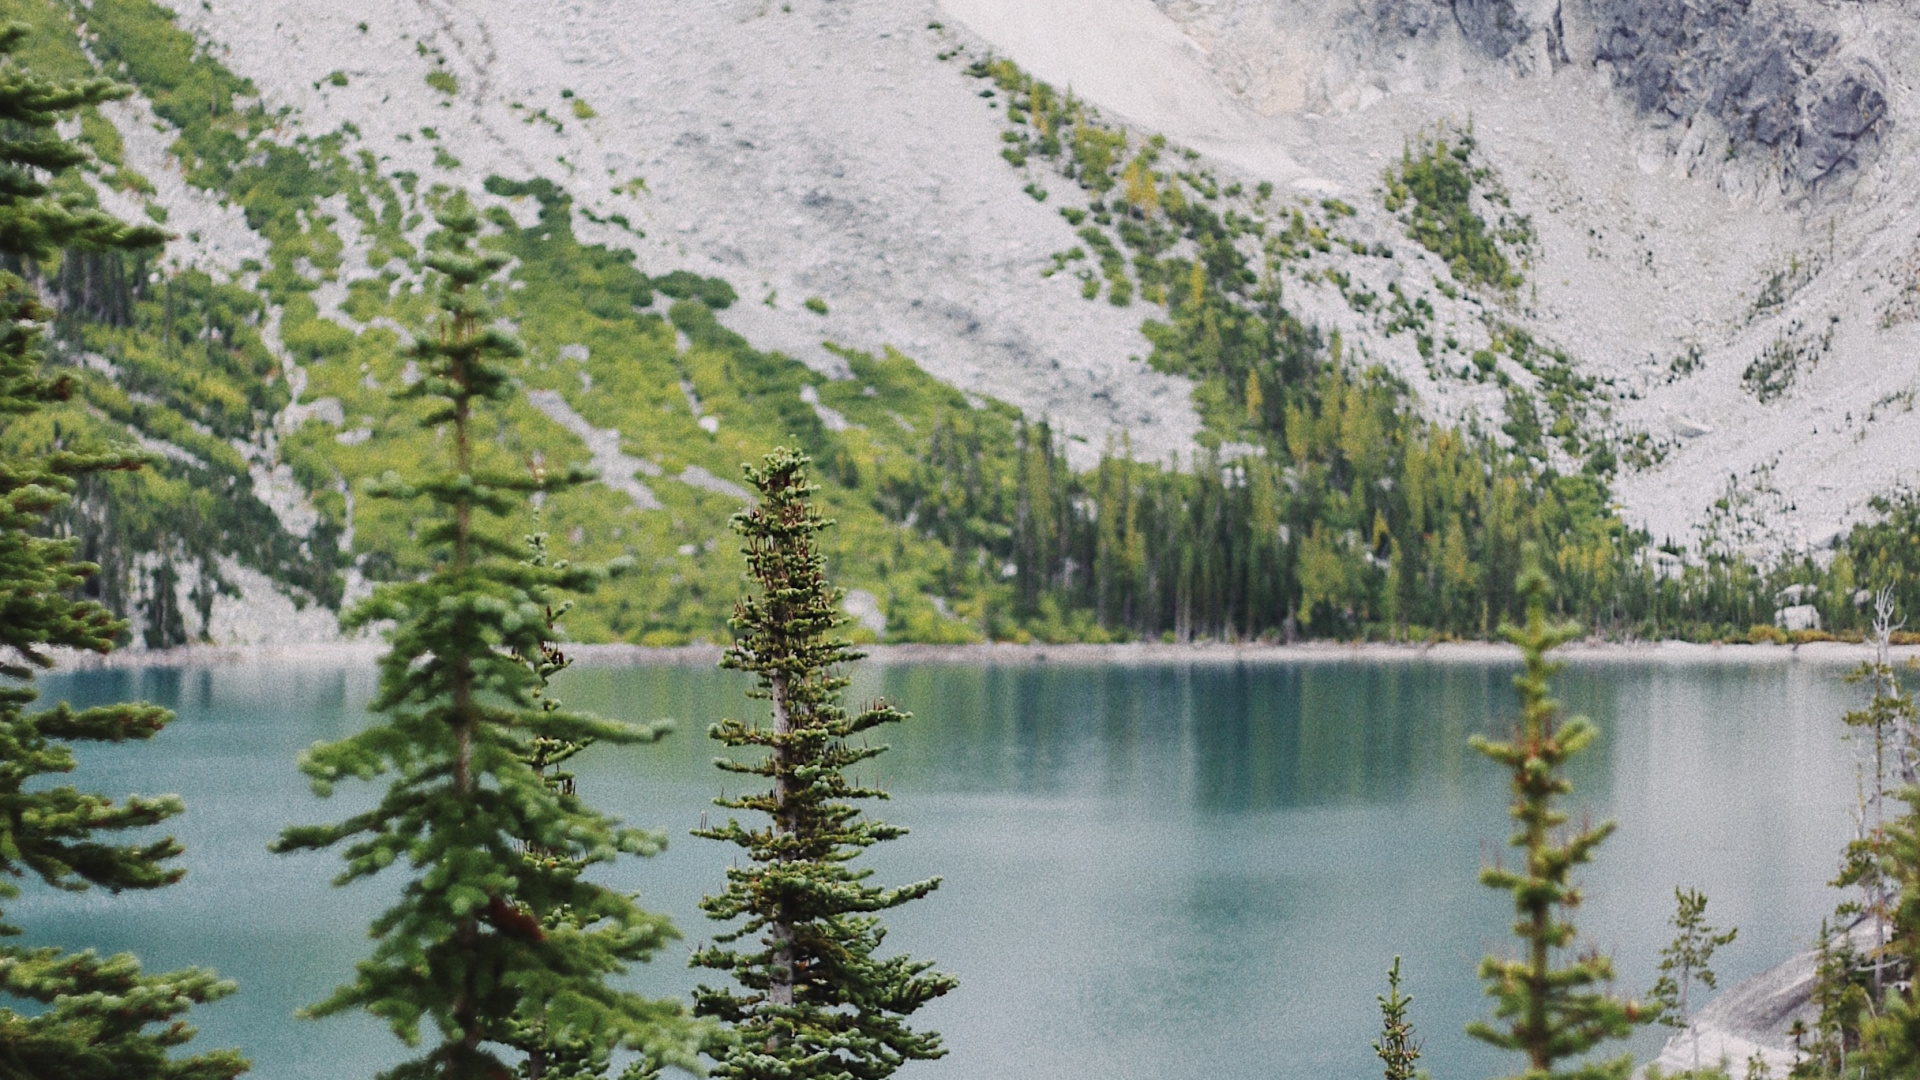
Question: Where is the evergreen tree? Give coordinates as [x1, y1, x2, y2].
[271, 192, 693, 1080]
[0, 21, 244, 1079]
[1832, 589, 1917, 999]
[693, 446, 956, 1080]
[1798, 595, 1919, 1079]
[1855, 788, 1920, 1078]
[498, 523, 682, 1080]
[1468, 555, 1644, 1080]
[1648, 888, 1737, 1073]
[1374, 956, 1422, 1080]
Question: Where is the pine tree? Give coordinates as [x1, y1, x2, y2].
[693, 446, 956, 1080]
[1468, 555, 1644, 1080]
[271, 192, 693, 1080]
[0, 20, 245, 1080]
[1374, 956, 1422, 1080]
[1648, 888, 1737, 1073]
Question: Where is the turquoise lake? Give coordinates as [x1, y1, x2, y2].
[22, 656, 1867, 1079]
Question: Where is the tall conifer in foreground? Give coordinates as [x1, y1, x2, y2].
[1468, 557, 1643, 1080]
[0, 22, 245, 1079]
[271, 192, 692, 1080]
[694, 446, 955, 1080]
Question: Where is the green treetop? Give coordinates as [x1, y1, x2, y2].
[693, 446, 956, 1080]
[0, 20, 244, 1079]
[1468, 557, 1645, 1080]
[1374, 956, 1422, 1080]
[271, 191, 693, 1080]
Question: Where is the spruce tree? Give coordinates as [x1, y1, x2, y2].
[271, 192, 693, 1080]
[693, 446, 956, 1080]
[0, 21, 244, 1079]
[1468, 557, 1644, 1080]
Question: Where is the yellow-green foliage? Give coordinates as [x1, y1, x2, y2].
[265, 174, 998, 645]
[1382, 125, 1531, 292]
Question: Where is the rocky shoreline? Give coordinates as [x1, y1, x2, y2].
[1645, 920, 1887, 1078]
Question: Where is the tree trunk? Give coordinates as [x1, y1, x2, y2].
[768, 669, 795, 1011]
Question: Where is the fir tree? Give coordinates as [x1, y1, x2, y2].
[1648, 888, 1737, 1073]
[0, 21, 244, 1079]
[499, 523, 681, 1080]
[1798, 920, 1870, 1080]
[1468, 555, 1644, 1080]
[693, 446, 956, 1080]
[1374, 956, 1422, 1080]
[271, 192, 693, 1080]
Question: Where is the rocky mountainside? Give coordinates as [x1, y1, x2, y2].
[948, 0, 1919, 551]
[14, 0, 1920, 645]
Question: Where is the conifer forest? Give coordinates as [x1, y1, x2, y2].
[4, 1, 1920, 1078]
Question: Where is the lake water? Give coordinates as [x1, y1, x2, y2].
[23, 656, 1869, 1080]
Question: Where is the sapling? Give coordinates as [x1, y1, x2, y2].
[1648, 887, 1737, 1072]
[1374, 956, 1422, 1080]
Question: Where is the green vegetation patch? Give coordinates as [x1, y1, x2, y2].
[1382, 124, 1531, 292]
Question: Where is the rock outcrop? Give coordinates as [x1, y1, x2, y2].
[1450, 0, 1569, 64]
[1163, 0, 1893, 194]
[1590, 0, 1889, 190]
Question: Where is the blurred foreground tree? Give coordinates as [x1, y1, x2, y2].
[0, 20, 246, 1079]
[1468, 553, 1646, 1080]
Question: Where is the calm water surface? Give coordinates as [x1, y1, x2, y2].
[27, 658, 1864, 1080]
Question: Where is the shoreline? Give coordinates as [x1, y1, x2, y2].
[44, 637, 1920, 671]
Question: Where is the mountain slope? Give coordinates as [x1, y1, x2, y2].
[944, 0, 1920, 553]
[13, 0, 1920, 645]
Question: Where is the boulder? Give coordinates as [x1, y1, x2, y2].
[1774, 603, 1821, 632]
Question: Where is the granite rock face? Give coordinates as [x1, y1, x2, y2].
[1349, 0, 1891, 190]
[1451, 0, 1541, 60]
[1590, 0, 1889, 188]
[1366, 0, 1568, 63]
